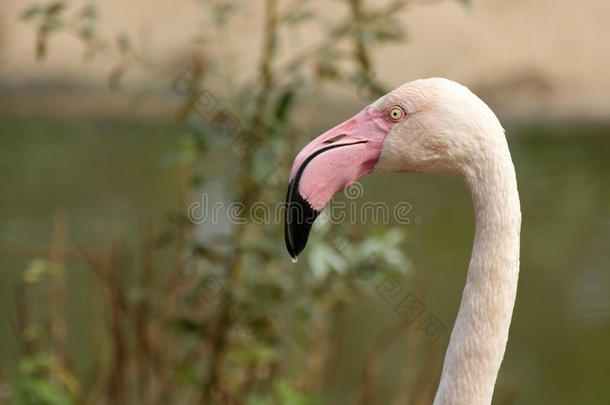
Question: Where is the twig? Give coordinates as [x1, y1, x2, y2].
[135, 217, 154, 405]
[410, 341, 442, 405]
[0, 238, 81, 262]
[49, 212, 76, 394]
[14, 283, 34, 355]
[390, 330, 423, 405]
[78, 231, 129, 405]
[323, 303, 348, 392]
[299, 318, 327, 392]
[202, 0, 279, 402]
[353, 319, 411, 405]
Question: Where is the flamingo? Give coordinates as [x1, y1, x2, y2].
[284, 78, 521, 405]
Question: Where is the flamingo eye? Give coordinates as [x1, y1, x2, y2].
[388, 106, 405, 122]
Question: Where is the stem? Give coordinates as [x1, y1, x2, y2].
[202, 2, 280, 400]
[347, 0, 371, 72]
[299, 317, 327, 392]
[248, 0, 280, 145]
[135, 217, 154, 405]
[49, 212, 74, 395]
[353, 319, 410, 405]
[323, 303, 348, 392]
[257, 0, 278, 110]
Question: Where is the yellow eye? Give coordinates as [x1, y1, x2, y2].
[388, 106, 405, 122]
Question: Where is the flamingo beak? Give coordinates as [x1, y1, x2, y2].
[284, 106, 394, 259]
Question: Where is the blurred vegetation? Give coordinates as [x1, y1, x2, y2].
[13, 1, 469, 404]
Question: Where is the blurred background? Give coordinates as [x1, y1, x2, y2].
[1, 1, 609, 404]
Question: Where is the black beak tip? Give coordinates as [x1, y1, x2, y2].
[284, 179, 320, 260]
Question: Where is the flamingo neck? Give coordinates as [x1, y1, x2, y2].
[433, 147, 521, 405]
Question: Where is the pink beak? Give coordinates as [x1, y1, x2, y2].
[285, 106, 394, 259]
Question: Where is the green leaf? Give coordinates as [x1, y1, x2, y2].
[273, 380, 314, 405]
[269, 32, 279, 57]
[116, 33, 130, 54]
[246, 396, 273, 405]
[273, 89, 294, 123]
[36, 36, 47, 60]
[308, 244, 347, 280]
[22, 7, 42, 21]
[80, 4, 97, 40]
[19, 353, 52, 376]
[45, 2, 66, 16]
[178, 134, 198, 163]
[166, 317, 204, 335]
[233, 344, 278, 365]
[174, 364, 199, 387]
[214, 2, 237, 25]
[372, 25, 405, 42]
[42, 18, 63, 33]
[81, 22, 95, 40]
[82, 4, 96, 18]
[32, 381, 73, 405]
[284, 9, 315, 25]
[23, 259, 49, 283]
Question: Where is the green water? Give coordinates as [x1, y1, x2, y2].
[1, 115, 609, 404]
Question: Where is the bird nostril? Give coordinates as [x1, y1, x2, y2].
[324, 134, 347, 144]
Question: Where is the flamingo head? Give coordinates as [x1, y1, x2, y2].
[285, 78, 505, 259]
